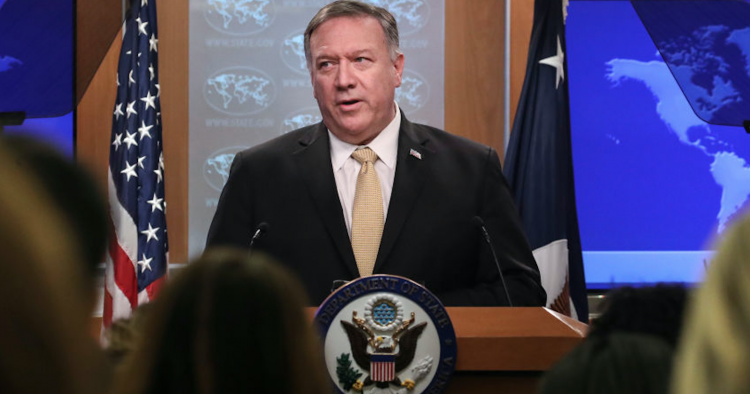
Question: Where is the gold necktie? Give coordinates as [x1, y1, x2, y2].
[350, 147, 383, 277]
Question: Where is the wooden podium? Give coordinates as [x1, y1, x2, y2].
[445, 307, 587, 393]
[309, 307, 587, 394]
[93, 306, 584, 393]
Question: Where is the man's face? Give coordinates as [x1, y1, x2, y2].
[309, 16, 404, 145]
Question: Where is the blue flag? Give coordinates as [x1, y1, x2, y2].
[504, 0, 588, 321]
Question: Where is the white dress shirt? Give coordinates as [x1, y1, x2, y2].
[329, 105, 401, 238]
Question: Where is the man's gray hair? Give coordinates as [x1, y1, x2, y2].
[304, 0, 401, 70]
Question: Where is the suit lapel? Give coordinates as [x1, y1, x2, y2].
[293, 124, 359, 278]
[374, 115, 432, 272]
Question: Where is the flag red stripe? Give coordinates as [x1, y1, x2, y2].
[146, 275, 166, 301]
[109, 220, 138, 308]
[371, 361, 395, 382]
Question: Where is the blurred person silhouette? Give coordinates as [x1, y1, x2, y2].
[104, 302, 154, 367]
[540, 284, 687, 394]
[2, 135, 109, 312]
[0, 142, 108, 394]
[539, 332, 674, 394]
[113, 247, 330, 394]
[671, 215, 750, 394]
[588, 284, 689, 348]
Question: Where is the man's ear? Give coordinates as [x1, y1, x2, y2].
[393, 53, 405, 88]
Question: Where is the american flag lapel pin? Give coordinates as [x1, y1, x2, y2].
[409, 148, 422, 160]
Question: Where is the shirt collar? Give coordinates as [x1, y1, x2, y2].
[329, 103, 401, 171]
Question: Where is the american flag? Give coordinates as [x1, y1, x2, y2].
[103, 0, 167, 329]
[370, 353, 395, 382]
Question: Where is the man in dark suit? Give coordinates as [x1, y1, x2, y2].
[206, 0, 545, 307]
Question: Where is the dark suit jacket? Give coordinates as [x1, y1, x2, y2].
[206, 113, 546, 307]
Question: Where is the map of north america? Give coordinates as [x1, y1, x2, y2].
[606, 25, 750, 233]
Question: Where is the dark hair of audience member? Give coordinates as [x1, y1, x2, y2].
[671, 215, 750, 394]
[539, 332, 674, 394]
[588, 284, 688, 348]
[113, 248, 330, 394]
[2, 135, 108, 308]
[0, 143, 108, 394]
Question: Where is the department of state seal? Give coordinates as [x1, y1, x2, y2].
[315, 275, 457, 394]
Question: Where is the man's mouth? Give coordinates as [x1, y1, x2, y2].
[339, 99, 361, 108]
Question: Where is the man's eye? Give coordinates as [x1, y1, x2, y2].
[319, 61, 331, 69]
[354, 57, 366, 62]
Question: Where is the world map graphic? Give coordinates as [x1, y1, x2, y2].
[606, 25, 750, 234]
[568, 1, 750, 260]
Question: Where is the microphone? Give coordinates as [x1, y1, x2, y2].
[249, 222, 269, 255]
[472, 216, 514, 307]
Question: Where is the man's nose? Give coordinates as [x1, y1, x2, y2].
[335, 62, 356, 89]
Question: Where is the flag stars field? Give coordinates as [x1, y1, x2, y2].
[126, 101, 137, 117]
[112, 133, 123, 150]
[114, 103, 124, 120]
[121, 161, 138, 181]
[149, 34, 158, 52]
[141, 223, 159, 243]
[137, 254, 153, 273]
[138, 121, 153, 140]
[147, 193, 164, 212]
[137, 17, 148, 36]
[141, 91, 156, 110]
[123, 132, 138, 149]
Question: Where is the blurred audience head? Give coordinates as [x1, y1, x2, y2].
[104, 302, 154, 367]
[589, 283, 689, 348]
[0, 141, 107, 394]
[114, 248, 329, 394]
[2, 135, 108, 309]
[541, 283, 688, 394]
[671, 215, 750, 394]
[540, 332, 674, 394]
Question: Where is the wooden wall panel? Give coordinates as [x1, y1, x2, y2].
[445, 0, 506, 160]
[156, 0, 189, 265]
[76, 0, 121, 103]
[75, 30, 120, 200]
[76, 0, 189, 265]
